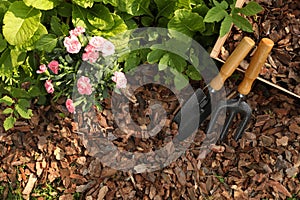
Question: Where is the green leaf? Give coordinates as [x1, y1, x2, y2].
[158, 53, 170, 71]
[87, 4, 114, 30]
[100, 14, 127, 37]
[51, 16, 69, 36]
[3, 1, 42, 46]
[57, 2, 72, 17]
[232, 13, 253, 32]
[0, 34, 7, 53]
[2, 108, 14, 115]
[15, 104, 33, 119]
[141, 16, 153, 26]
[0, 95, 15, 106]
[168, 9, 205, 37]
[147, 49, 165, 64]
[204, 6, 227, 23]
[124, 52, 140, 72]
[23, 0, 61, 10]
[192, 3, 209, 17]
[18, 99, 31, 108]
[220, 15, 232, 37]
[125, 0, 151, 16]
[174, 73, 189, 90]
[213, 0, 228, 10]
[10, 49, 26, 69]
[239, 2, 263, 16]
[10, 88, 30, 99]
[154, 0, 176, 19]
[0, 49, 13, 81]
[4, 116, 16, 131]
[72, 0, 94, 8]
[17, 23, 48, 51]
[186, 65, 201, 80]
[168, 53, 186, 72]
[35, 34, 57, 52]
[72, 4, 96, 31]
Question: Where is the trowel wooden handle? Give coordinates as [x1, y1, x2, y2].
[238, 38, 274, 95]
[210, 37, 255, 91]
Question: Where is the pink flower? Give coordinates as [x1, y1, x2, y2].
[48, 60, 59, 74]
[89, 36, 105, 51]
[82, 51, 99, 63]
[36, 64, 47, 74]
[112, 72, 127, 89]
[45, 80, 54, 94]
[77, 76, 93, 95]
[84, 44, 96, 52]
[66, 99, 75, 113]
[64, 35, 82, 54]
[69, 26, 85, 37]
[101, 40, 115, 57]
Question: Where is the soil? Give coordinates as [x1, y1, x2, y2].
[0, 0, 299, 199]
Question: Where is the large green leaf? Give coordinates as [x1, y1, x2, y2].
[119, 0, 152, 16]
[17, 24, 48, 51]
[4, 116, 16, 131]
[35, 34, 57, 52]
[100, 14, 127, 37]
[72, 0, 94, 8]
[147, 49, 165, 64]
[168, 9, 205, 37]
[72, 4, 96, 31]
[154, 0, 176, 19]
[87, 4, 114, 30]
[203, 6, 227, 23]
[24, 0, 61, 10]
[3, 1, 42, 46]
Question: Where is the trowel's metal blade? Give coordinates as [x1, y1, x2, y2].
[173, 88, 211, 141]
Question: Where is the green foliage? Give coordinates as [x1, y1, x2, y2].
[204, 0, 263, 36]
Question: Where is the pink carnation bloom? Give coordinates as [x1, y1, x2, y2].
[112, 72, 127, 89]
[89, 36, 105, 51]
[66, 99, 75, 113]
[69, 26, 85, 37]
[77, 76, 93, 95]
[64, 35, 82, 54]
[101, 40, 115, 57]
[84, 44, 96, 52]
[45, 80, 54, 94]
[36, 64, 47, 74]
[48, 60, 59, 74]
[82, 51, 99, 63]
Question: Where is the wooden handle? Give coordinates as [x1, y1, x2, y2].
[210, 37, 255, 91]
[238, 38, 274, 95]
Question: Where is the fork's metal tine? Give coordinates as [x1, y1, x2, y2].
[234, 101, 252, 140]
[219, 110, 236, 141]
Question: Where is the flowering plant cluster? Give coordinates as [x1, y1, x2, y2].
[37, 27, 127, 114]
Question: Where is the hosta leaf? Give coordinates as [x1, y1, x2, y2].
[3, 1, 41, 46]
[232, 13, 253, 32]
[72, 4, 96, 31]
[72, 0, 94, 8]
[125, 0, 151, 16]
[35, 34, 57, 52]
[158, 53, 170, 71]
[17, 24, 48, 51]
[203, 6, 227, 23]
[168, 9, 205, 37]
[100, 14, 127, 37]
[4, 116, 16, 131]
[239, 2, 263, 16]
[220, 15, 232, 37]
[87, 4, 114, 30]
[0, 95, 15, 106]
[154, 0, 176, 19]
[24, 0, 61, 10]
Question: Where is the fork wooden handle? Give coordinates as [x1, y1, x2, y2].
[210, 37, 255, 91]
[238, 38, 274, 95]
